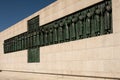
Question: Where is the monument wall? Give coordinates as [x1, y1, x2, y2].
[0, 0, 120, 80]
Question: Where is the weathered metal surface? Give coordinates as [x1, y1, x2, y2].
[4, 1, 112, 62]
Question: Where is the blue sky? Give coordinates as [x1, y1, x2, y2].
[0, 0, 56, 32]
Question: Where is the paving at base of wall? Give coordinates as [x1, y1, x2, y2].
[0, 71, 119, 80]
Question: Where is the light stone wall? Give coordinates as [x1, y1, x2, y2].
[0, 0, 120, 80]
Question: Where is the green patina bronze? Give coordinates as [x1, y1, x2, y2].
[4, 0, 112, 63]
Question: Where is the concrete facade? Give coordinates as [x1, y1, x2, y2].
[0, 0, 120, 80]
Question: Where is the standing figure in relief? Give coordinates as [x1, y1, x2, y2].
[49, 26, 53, 44]
[86, 9, 91, 37]
[68, 16, 74, 40]
[44, 27, 48, 45]
[67, 17, 71, 40]
[53, 23, 58, 44]
[71, 16, 76, 40]
[78, 12, 84, 39]
[4, 41, 6, 53]
[95, 5, 101, 36]
[71, 15, 77, 40]
[64, 17, 69, 41]
[58, 20, 63, 43]
[81, 11, 87, 38]
[74, 13, 79, 40]
[100, 2, 105, 35]
[90, 7, 96, 36]
[40, 27, 44, 46]
[104, 1, 112, 34]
